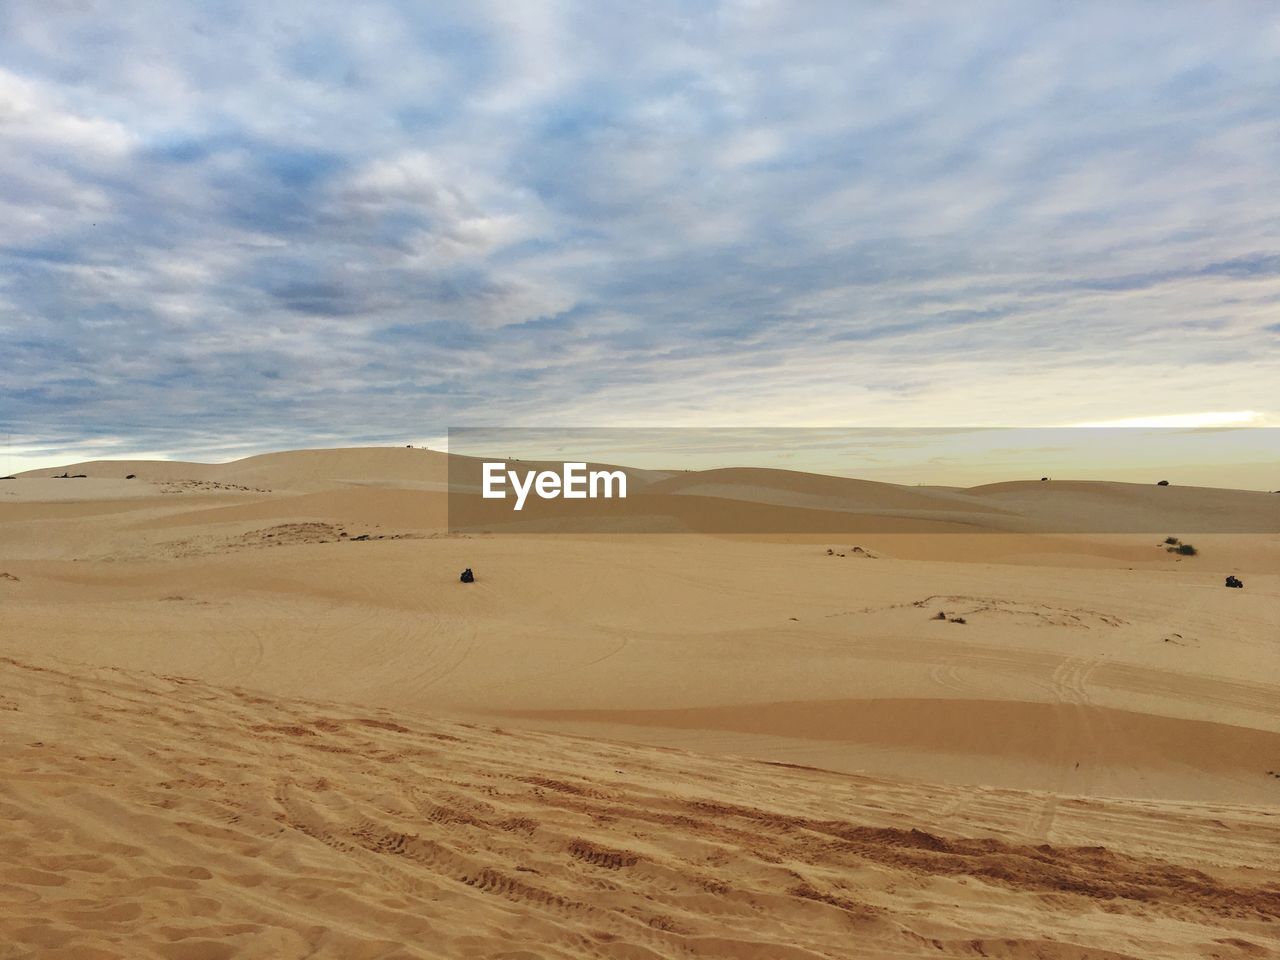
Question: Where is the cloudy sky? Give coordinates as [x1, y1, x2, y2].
[3, 1, 1279, 472]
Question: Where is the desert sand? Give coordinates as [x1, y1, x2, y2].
[1, 447, 1277, 959]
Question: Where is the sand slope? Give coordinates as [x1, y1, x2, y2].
[2, 448, 1278, 806]
[2, 448, 1278, 956]
[3, 654, 1277, 960]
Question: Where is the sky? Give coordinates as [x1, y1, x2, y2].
[2, 1, 1279, 477]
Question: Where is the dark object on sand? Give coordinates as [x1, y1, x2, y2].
[126, 474, 136, 479]
[1040, 477, 1048, 481]
[460, 568, 475, 583]
[950, 616, 967, 625]
[1225, 575, 1244, 589]
[0, 476, 14, 480]
[1157, 479, 1169, 486]
[932, 611, 947, 620]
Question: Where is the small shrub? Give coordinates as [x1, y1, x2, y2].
[1174, 543, 1197, 556]
[1163, 536, 1180, 545]
[1157, 479, 1170, 486]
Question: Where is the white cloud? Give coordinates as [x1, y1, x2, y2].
[1, 1, 1278, 460]
[1072, 412, 1270, 429]
[0, 67, 133, 154]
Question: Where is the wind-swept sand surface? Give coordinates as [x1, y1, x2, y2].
[2, 448, 1278, 956]
[3, 655, 1278, 960]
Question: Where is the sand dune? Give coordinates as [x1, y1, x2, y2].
[13, 447, 451, 489]
[3, 654, 1278, 960]
[2, 447, 1278, 956]
[15, 447, 1277, 533]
